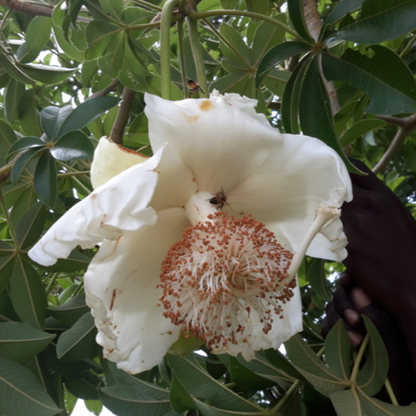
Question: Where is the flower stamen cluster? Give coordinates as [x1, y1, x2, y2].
[158, 212, 296, 351]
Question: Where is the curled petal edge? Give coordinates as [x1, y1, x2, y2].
[29, 147, 165, 266]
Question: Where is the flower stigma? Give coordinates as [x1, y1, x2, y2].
[158, 192, 296, 351]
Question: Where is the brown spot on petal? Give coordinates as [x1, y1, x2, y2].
[200, 100, 214, 112]
[116, 143, 148, 158]
[186, 114, 200, 122]
[110, 289, 116, 311]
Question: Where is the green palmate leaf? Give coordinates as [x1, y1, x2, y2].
[11, 147, 46, 184]
[59, 96, 120, 138]
[7, 136, 45, 159]
[10, 257, 47, 330]
[210, 72, 251, 94]
[0, 118, 17, 165]
[330, 388, 362, 415]
[285, 334, 347, 396]
[358, 388, 416, 415]
[22, 64, 77, 85]
[234, 351, 296, 386]
[0, 54, 35, 84]
[41, 344, 94, 379]
[263, 69, 290, 97]
[67, 0, 83, 27]
[124, 36, 151, 77]
[85, 400, 103, 415]
[8, 187, 37, 227]
[308, 258, 331, 301]
[98, 0, 124, 20]
[324, 320, 352, 381]
[170, 370, 198, 413]
[281, 57, 310, 134]
[25, 16, 52, 55]
[331, 387, 416, 416]
[15, 202, 46, 250]
[340, 119, 387, 146]
[299, 56, 360, 173]
[220, 0, 238, 8]
[0, 253, 15, 296]
[225, 355, 277, 389]
[85, 20, 122, 60]
[41, 105, 73, 141]
[42, 249, 91, 274]
[56, 312, 98, 362]
[356, 316, 389, 395]
[50, 130, 94, 161]
[65, 371, 101, 400]
[322, 0, 364, 29]
[219, 23, 251, 66]
[98, 32, 125, 78]
[0, 287, 20, 324]
[52, 16, 84, 62]
[322, 46, 416, 115]
[100, 384, 172, 416]
[169, 331, 204, 357]
[245, 0, 269, 16]
[0, 322, 55, 362]
[4, 79, 25, 124]
[34, 151, 58, 207]
[17, 42, 40, 66]
[287, 0, 314, 43]
[336, 0, 416, 44]
[127, 112, 149, 145]
[256, 41, 312, 87]
[166, 354, 263, 412]
[48, 293, 89, 326]
[263, 349, 305, 380]
[193, 398, 265, 416]
[18, 89, 43, 137]
[81, 59, 98, 88]
[0, 356, 62, 416]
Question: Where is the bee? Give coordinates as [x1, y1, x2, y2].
[188, 79, 205, 97]
[208, 190, 228, 210]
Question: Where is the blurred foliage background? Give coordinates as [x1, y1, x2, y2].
[0, 0, 416, 415]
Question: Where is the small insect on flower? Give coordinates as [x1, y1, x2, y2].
[188, 79, 205, 97]
[208, 190, 228, 210]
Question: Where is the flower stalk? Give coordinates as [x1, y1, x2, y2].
[177, 20, 188, 97]
[160, 0, 180, 100]
[187, 16, 209, 97]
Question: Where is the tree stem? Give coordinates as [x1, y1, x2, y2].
[110, 87, 136, 145]
[373, 113, 416, 174]
[0, 0, 90, 22]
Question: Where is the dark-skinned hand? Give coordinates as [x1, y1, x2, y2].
[321, 160, 416, 405]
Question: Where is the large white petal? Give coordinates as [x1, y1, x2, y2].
[29, 147, 167, 267]
[210, 283, 303, 360]
[91, 137, 148, 189]
[144, 92, 281, 193]
[150, 143, 197, 211]
[226, 134, 352, 261]
[85, 207, 189, 374]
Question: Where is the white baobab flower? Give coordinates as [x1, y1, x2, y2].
[29, 91, 352, 374]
